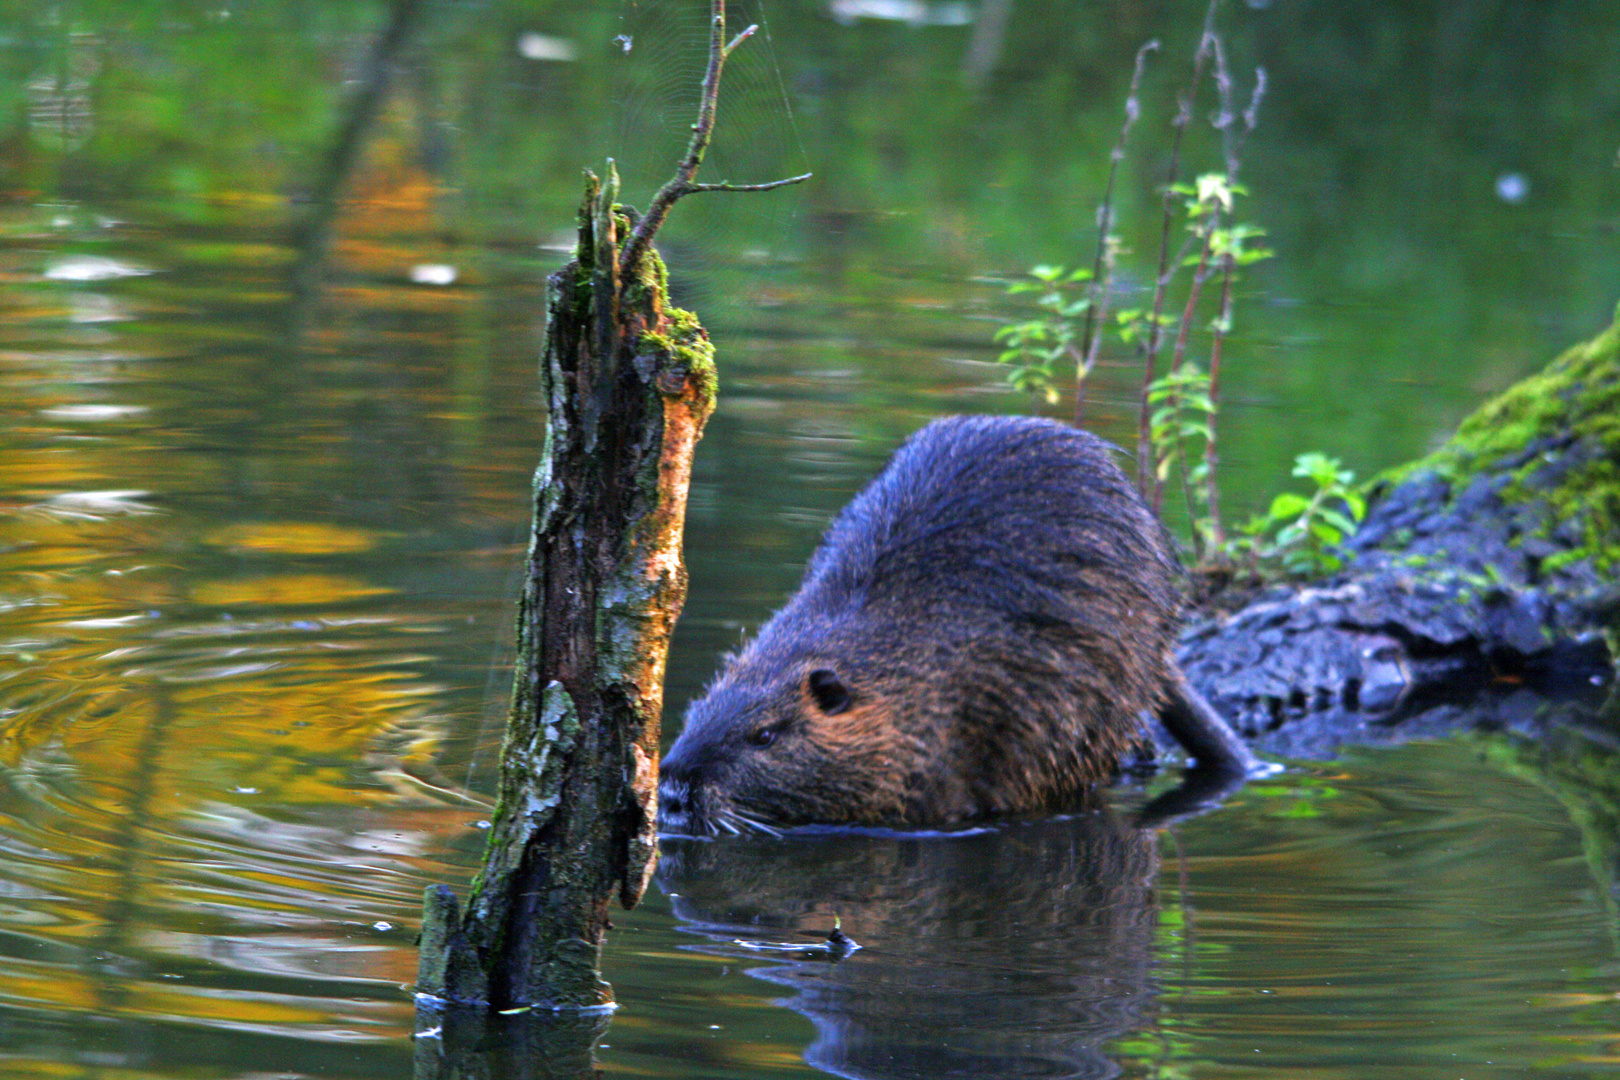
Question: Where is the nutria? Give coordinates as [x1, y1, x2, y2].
[659, 414, 1257, 835]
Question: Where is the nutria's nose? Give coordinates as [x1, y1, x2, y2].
[659, 780, 687, 817]
[657, 775, 695, 832]
[659, 725, 709, 784]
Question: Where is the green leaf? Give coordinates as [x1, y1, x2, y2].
[1268, 493, 1310, 519]
[1293, 453, 1339, 485]
[1309, 521, 1344, 546]
[1195, 172, 1234, 212]
[1320, 509, 1359, 535]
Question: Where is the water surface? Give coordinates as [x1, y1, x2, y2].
[1, 1, 1618, 1077]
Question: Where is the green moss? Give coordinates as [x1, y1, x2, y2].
[1376, 301, 1620, 574]
[619, 216, 670, 313]
[640, 306, 717, 393]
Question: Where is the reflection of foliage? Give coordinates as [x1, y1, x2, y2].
[0, 494, 445, 805]
[0, 603, 449, 807]
[2, 3, 388, 204]
[1, 2, 1612, 469]
[1475, 725, 1620, 948]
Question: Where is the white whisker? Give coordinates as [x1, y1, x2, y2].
[729, 809, 783, 838]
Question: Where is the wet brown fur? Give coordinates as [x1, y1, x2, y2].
[659, 414, 1185, 834]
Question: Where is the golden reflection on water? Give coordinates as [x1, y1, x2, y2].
[0, 201, 499, 1053]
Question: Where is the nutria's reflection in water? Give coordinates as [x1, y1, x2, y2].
[658, 806, 1161, 1080]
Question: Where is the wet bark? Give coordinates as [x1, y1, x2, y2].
[414, 169, 716, 1012]
[1171, 307, 1620, 759]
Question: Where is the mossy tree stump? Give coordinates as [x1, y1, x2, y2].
[414, 0, 806, 1015]
[415, 169, 715, 1010]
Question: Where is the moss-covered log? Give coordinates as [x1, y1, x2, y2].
[414, 168, 715, 1011]
[1177, 303, 1620, 758]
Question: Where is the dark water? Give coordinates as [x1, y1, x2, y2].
[1, 1, 1618, 1077]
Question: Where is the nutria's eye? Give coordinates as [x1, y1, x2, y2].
[747, 725, 780, 747]
[807, 668, 852, 715]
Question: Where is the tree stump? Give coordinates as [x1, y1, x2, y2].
[415, 168, 716, 1011]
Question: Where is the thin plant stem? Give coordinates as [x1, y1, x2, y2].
[1139, 0, 1222, 508]
[1171, 229, 1214, 560]
[1202, 46, 1267, 555]
[1204, 267, 1235, 552]
[1076, 39, 1158, 426]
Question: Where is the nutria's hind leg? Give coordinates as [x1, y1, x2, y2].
[1158, 676, 1263, 778]
[1135, 678, 1267, 827]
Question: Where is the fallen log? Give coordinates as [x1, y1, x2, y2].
[1175, 304, 1620, 759]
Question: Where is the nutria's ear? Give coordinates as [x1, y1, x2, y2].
[807, 668, 853, 715]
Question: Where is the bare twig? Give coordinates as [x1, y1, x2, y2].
[618, 0, 811, 275]
[684, 177, 812, 194]
[1075, 39, 1158, 426]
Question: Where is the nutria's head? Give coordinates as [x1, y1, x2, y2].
[658, 603, 1154, 836]
[658, 616, 932, 836]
